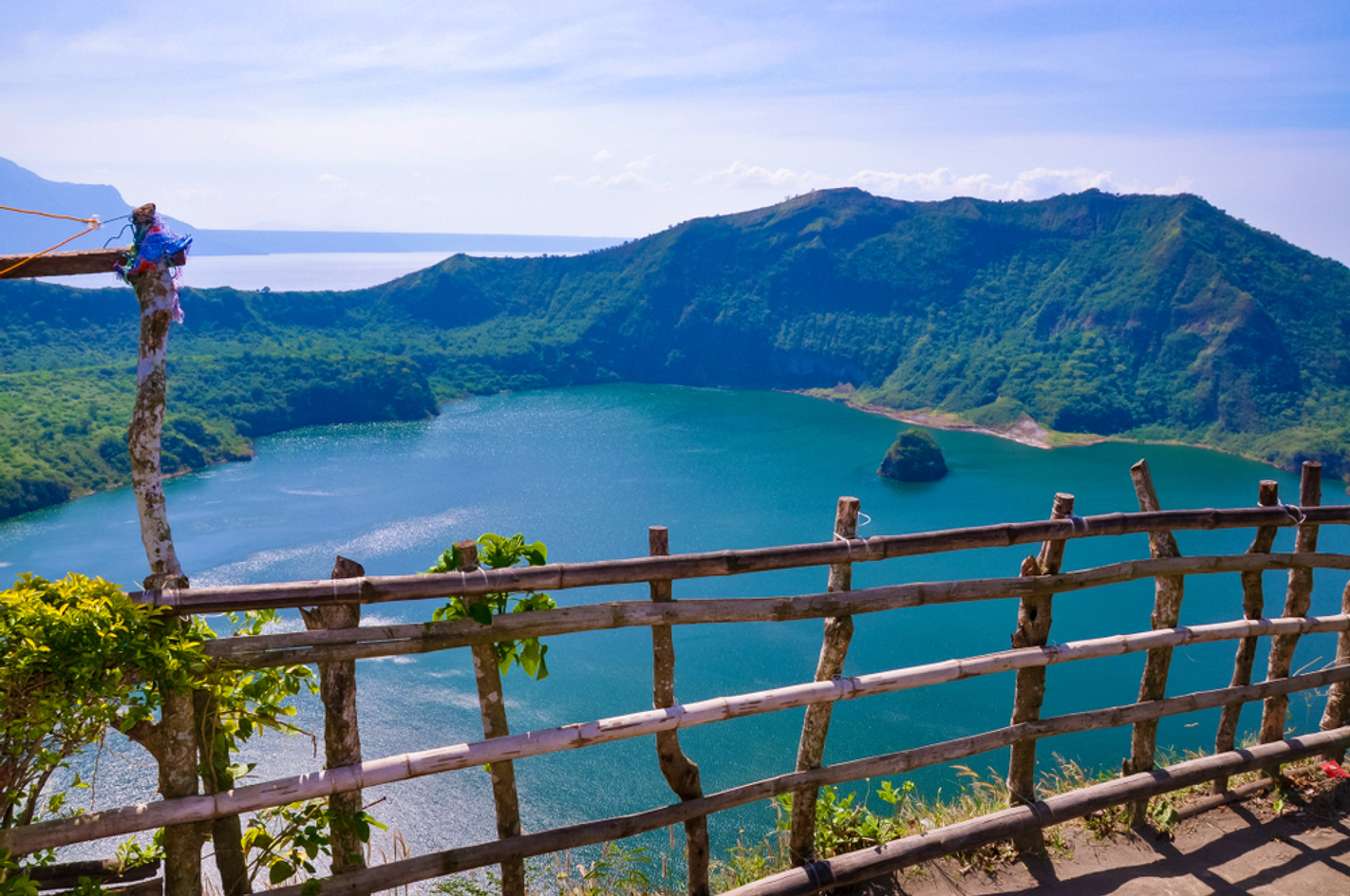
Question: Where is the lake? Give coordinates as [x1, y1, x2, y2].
[2, 384, 1345, 879]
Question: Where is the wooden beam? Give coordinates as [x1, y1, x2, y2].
[268, 685, 1350, 896]
[1214, 479, 1280, 792]
[789, 496, 861, 863]
[1006, 491, 1074, 853]
[0, 247, 186, 279]
[6, 615, 1348, 856]
[721, 727, 1350, 896]
[648, 526, 710, 896]
[1125, 459, 1185, 824]
[204, 552, 1350, 669]
[135, 504, 1350, 613]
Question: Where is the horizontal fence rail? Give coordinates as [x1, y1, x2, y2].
[136, 504, 1350, 613]
[723, 727, 1350, 896]
[6, 612, 1349, 855]
[204, 552, 1350, 668]
[13, 478, 1350, 896]
[259, 678, 1350, 896]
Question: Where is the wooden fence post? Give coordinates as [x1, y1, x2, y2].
[1212, 480, 1279, 793]
[124, 203, 197, 894]
[125, 203, 187, 592]
[647, 527, 710, 896]
[1260, 461, 1322, 764]
[158, 685, 201, 896]
[1320, 579, 1350, 760]
[459, 541, 526, 896]
[1124, 459, 1184, 826]
[1005, 491, 1074, 853]
[299, 556, 369, 892]
[788, 496, 861, 864]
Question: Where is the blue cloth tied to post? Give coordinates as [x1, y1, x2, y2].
[117, 215, 193, 281]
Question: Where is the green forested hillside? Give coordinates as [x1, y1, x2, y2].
[3, 187, 1348, 519]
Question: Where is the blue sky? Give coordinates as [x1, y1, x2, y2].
[3, 1, 1348, 259]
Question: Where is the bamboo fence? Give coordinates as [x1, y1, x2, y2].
[8, 461, 1350, 896]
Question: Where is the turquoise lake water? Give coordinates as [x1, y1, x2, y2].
[2, 384, 1346, 872]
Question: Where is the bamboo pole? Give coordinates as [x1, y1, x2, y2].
[299, 556, 369, 891]
[9, 615, 1348, 856]
[1261, 460, 1323, 757]
[647, 527, 709, 896]
[1124, 459, 1183, 826]
[721, 727, 1350, 896]
[1213, 480, 1280, 793]
[788, 497, 861, 864]
[133, 505, 1350, 613]
[458, 541, 525, 896]
[1005, 492, 1073, 853]
[267, 676, 1350, 896]
[205, 552, 1350, 669]
[1320, 581, 1350, 761]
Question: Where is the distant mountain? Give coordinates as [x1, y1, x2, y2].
[0, 157, 619, 256]
[3, 186, 1348, 519]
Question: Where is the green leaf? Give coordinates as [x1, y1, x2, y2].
[269, 861, 294, 884]
[467, 601, 492, 626]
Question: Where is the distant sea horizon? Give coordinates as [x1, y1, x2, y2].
[43, 249, 566, 292]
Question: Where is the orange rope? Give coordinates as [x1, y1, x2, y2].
[0, 204, 100, 225]
[0, 204, 104, 278]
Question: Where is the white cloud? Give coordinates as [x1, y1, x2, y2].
[591, 148, 613, 163]
[554, 155, 666, 191]
[697, 162, 1190, 204]
[698, 160, 833, 192]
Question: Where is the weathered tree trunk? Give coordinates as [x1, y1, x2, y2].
[647, 527, 710, 896]
[126, 204, 186, 592]
[1320, 580, 1350, 760]
[193, 690, 248, 895]
[1260, 461, 1322, 765]
[125, 203, 198, 893]
[1124, 459, 1184, 826]
[300, 556, 369, 892]
[1005, 492, 1074, 852]
[1213, 480, 1279, 793]
[458, 541, 526, 896]
[788, 497, 861, 864]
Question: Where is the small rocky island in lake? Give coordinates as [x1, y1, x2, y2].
[878, 428, 948, 481]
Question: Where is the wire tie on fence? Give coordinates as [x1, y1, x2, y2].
[857, 511, 872, 529]
[803, 860, 836, 888]
[1068, 514, 1088, 533]
[1280, 503, 1306, 526]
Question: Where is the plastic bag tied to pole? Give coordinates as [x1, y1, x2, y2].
[117, 210, 193, 323]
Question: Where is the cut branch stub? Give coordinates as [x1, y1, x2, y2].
[1125, 459, 1184, 826]
[1261, 461, 1323, 752]
[648, 526, 710, 896]
[459, 540, 526, 896]
[300, 555, 369, 890]
[788, 496, 861, 864]
[1006, 492, 1074, 853]
[1214, 479, 1279, 793]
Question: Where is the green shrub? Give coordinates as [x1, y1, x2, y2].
[0, 574, 199, 830]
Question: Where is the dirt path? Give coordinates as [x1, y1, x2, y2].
[847, 783, 1349, 895]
